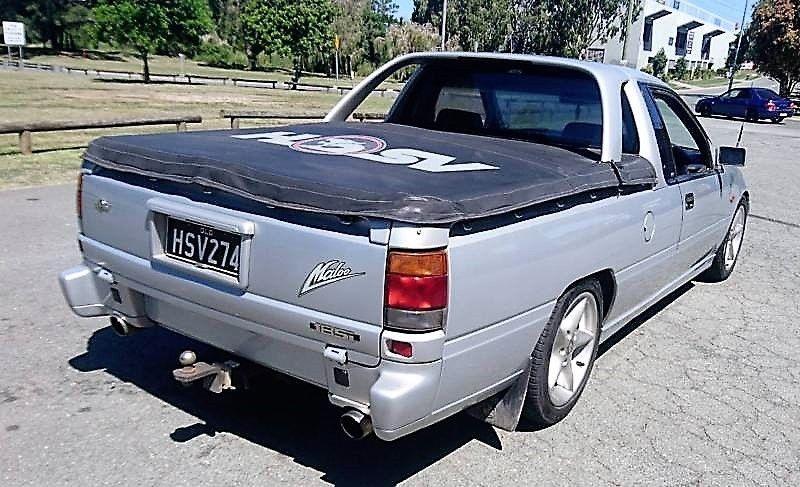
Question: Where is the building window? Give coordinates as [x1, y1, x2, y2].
[673, 0, 680, 8]
[643, 20, 654, 51]
[675, 28, 688, 56]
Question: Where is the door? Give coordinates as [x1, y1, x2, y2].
[644, 86, 729, 271]
[715, 89, 740, 117]
[730, 89, 752, 118]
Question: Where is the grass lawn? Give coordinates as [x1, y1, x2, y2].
[0, 70, 394, 189]
[671, 70, 761, 90]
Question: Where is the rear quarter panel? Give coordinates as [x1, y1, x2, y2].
[435, 187, 681, 410]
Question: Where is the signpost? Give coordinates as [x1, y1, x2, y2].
[334, 35, 340, 81]
[2, 21, 25, 69]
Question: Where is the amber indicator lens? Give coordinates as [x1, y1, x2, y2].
[388, 250, 447, 276]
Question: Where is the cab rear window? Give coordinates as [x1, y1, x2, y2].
[388, 60, 604, 151]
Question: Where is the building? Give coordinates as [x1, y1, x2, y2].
[590, 0, 738, 72]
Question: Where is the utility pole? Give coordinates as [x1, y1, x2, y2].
[620, 0, 633, 66]
[728, 0, 749, 92]
[440, 0, 448, 51]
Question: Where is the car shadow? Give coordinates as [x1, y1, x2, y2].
[598, 282, 694, 357]
[68, 325, 502, 486]
[67, 282, 695, 484]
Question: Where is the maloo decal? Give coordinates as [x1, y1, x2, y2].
[232, 131, 499, 173]
[299, 259, 365, 296]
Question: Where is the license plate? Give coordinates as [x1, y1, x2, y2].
[780, 112, 788, 117]
[164, 217, 242, 277]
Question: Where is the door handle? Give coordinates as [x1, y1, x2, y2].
[685, 192, 695, 210]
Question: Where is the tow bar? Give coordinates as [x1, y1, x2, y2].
[172, 350, 240, 393]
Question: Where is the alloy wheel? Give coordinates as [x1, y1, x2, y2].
[548, 292, 599, 407]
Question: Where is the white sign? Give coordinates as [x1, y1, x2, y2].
[2, 21, 26, 46]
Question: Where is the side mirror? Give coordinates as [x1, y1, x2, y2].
[719, 146, 746, 166]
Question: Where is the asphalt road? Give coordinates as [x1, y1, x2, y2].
[1, 116, 799, 486]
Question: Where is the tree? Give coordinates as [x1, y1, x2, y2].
[511, 0, 640, 57]
[412, 0, 443, 25]
[241, 0, 283, 69]
[726, 30, 751, 69]
[748, 0, 800, 97]
[242, 0, 338, 82]
[3, 1, 94, 50]
[673, 56, 688, 80]
[449, 0, 511, 52]
[92, 0, 212, 82]
[651, 47, 667, 78]
[374, 21, 440, 76]
[361, 0, 398, 65]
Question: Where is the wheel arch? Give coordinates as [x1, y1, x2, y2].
[563, 269, 617, 321]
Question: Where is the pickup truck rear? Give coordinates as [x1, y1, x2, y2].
[60, 52, 749, 440]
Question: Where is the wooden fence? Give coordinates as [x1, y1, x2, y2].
[2, 60, 400, 96]
[219, 110, 385, 129]
[0, 115, 202, 155]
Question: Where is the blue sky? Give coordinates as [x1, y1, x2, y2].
[395, 0, 751, 25]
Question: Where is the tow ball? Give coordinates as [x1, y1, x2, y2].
[172, 350, 240, 393]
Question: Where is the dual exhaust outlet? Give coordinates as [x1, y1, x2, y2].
[112, 315, 374, 440]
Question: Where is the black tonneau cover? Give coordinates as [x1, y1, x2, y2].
[84, 122, 656, 225]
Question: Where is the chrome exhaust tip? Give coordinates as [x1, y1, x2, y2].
[340, 409, 373, 440]
[109, 315, 136, 337]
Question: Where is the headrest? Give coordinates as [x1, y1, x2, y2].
[561, 122, 602, 148]
[435, 108, 484, 133]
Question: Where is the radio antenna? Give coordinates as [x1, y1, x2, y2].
[736, 122, 745, 147]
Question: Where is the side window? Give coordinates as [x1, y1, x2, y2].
[723, 89, 740, 99]
[640, 84, 713, 182]
[621, 91, 640, 154]
[654, 98, 699, 150]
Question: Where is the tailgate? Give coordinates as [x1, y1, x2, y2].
[80, 173, 388, 363]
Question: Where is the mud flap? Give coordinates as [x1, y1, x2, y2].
[466, 357, 532, 431]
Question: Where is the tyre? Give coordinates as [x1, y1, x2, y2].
[521, 278, 603, 428]
[700, 199, 748, 282]
[699, 105, 711, 117]
[772, 117, 785, 123]
[746, 108, 758, 122]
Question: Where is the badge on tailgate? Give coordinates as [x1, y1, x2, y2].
[299, 260, 365, 297]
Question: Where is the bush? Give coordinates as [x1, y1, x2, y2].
[673, 57, 688, 80]
[651, 48, 668, 78]
[640, 64, 654, 75]
[197, 42, 247, 69]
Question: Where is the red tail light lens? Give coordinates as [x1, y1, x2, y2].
[387, 339, 413, 358]
[386, 274, 447, 310]
[766, 100, 777, 111]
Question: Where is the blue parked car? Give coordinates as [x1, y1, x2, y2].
[695, 87, 795, 123]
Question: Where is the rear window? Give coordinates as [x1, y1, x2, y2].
[753, 88, 780, 99]
[388, 60, 604, 151]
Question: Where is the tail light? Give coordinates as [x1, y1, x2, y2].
[384, 249, 447, 332]
[766, 100, 777, 111]
[76, 173, 83, 220]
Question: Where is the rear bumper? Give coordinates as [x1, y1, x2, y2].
[59, 238, 451, 440]
[760, 109, 793, 119]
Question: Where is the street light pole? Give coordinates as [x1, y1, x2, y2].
[441, 0, 448, 51]
[621, 0, 633, 66]
[727, 0, 749, 92]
